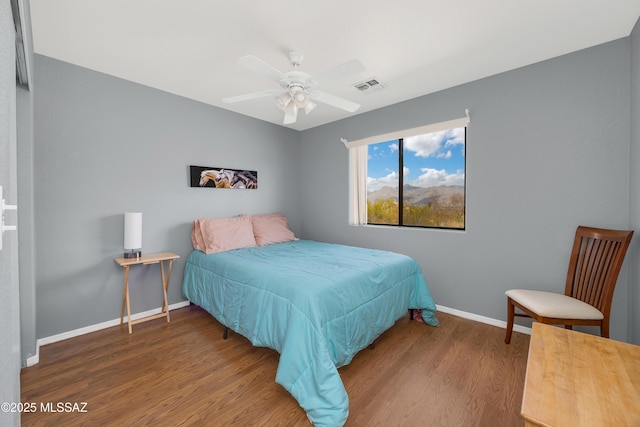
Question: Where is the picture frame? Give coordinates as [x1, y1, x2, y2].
[190, 165, 258, 189]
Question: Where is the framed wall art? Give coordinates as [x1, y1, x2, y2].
[190, 165, 258, 189]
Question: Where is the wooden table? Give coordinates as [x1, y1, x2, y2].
[114, 252, 180, 334]
[522, 323, 640, 427]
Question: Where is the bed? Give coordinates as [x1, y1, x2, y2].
[182, 215, 438, 426]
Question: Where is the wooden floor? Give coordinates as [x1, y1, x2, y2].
[21, 305, 530, 426]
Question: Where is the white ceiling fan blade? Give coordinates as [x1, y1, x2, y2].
[238, 55, 289, 85]
[223, 88, 282, 104]
[314, 59, 365, 84]
[310, 91, 361, 113]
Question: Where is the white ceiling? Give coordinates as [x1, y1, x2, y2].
[29, 0, 640, 131]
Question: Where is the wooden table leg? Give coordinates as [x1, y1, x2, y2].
[124, 266, 133, 334]
[160, 259, 173, 323]
[120, 265, 128, 325]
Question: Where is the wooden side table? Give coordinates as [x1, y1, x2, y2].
[114, 252, 180, 334]
[521, 323, 640, 426]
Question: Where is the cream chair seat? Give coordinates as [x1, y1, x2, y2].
[505, 289, 603, 320]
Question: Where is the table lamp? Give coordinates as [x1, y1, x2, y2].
[124, 212, 142, 258]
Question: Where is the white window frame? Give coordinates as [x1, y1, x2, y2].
[343, 111, 470, 226]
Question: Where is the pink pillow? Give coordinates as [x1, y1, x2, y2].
[191, 220, 206, 251]
[197, 215, 257, 254]
[252, 213, 296, 246]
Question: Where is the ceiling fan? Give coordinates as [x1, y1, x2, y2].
[223, 51, 365, 125]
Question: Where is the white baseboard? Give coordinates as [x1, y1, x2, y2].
[25, 301, 526, 367]
[25, 301, 191, 367]
[436, 304, 532, 336]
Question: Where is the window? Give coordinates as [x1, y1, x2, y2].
[346, 113, 469, 230]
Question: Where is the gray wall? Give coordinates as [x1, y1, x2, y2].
[25, 23, 640, 346]
[33, 55, 300, 338]
[299, 38, 634, 341]
[630, 18, 640, 345]
[0, 0, 21, 425]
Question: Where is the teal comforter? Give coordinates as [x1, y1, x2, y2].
[182, 240, 438, 426]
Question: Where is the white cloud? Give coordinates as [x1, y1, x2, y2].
[367, 171, 399, 192]
[409, 168, 465, 187]
[404, 127, 465, 158]
[404, 133, 441, 157]
[437, 150, 452, 159]
[444, 128, 465, 148]
[369, 167, 463, 190]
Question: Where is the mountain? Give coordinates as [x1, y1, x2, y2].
[368, 185, 464, 207]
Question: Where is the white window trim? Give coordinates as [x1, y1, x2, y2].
[342, 110, 470, 149]
[343, 111, 470, 225]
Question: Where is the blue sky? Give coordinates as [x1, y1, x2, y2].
[367, 127, 465, 192]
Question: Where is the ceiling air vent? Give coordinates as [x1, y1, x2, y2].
[353, 77, 386, 93]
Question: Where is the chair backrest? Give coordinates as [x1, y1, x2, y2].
[565, 226, 634, 316]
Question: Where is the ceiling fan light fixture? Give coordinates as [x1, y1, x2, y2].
[294, 92, 310, 108]
[276, 93, 292, 110]
[227, 52, 364, 126]
[304, 101, 317, 114]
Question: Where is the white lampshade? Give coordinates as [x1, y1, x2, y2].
[124, 212, 142, 257]
[293, 91, 307, 106]
[304, 101, 317, 114]
[276, 93, 292, 110]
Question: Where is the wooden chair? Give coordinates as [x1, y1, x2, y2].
[504, 225, 633, 344]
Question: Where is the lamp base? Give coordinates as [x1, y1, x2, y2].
[124, 250, 142, 259]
